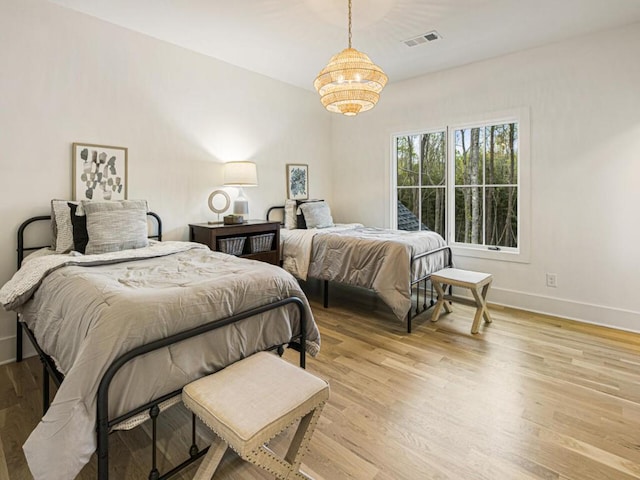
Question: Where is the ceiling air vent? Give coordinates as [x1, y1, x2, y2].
[403, 31, 441, 47]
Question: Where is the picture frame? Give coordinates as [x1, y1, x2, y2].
[286, 164, 309, 200]
[72, 143, 128, 201]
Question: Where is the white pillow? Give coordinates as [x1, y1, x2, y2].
[83, 200, 149, 254]
[299, 201, 334, 229]
[284, 199, 297, 230]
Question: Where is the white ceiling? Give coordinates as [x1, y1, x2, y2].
[48, 0, 640, 91]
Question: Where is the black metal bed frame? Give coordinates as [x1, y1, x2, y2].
[15, 213, 308, 480]
[266, 205, 453, 333]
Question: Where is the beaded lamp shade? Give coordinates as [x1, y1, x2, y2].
[313, 0, 388, 116]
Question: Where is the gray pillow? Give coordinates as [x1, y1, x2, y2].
[299, 201, 334, 229]
[83, 200, 149, 254]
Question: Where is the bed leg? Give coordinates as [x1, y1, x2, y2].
[149, 404, 160, 480]
[323, 280, 329, 308]
[41, 360, 49, 415]
[423, 279, 428, 311]
[415, 283, 420, 315]
[97, 415, 109, 480]
[16, 315, 22, 362]
[407, 309, 412, 334]
[189, 413, 199, 457]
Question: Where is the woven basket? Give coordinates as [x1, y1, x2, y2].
[250, 233, 275, 253]
[218, 237, 246, 256]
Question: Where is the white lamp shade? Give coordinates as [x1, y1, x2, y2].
[224, 161, 258, 186]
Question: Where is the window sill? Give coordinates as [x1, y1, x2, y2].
[451, 244, 530, 264]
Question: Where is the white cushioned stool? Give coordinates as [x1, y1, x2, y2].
[183, 351, 329, 480]
[430, 268, 493, 334]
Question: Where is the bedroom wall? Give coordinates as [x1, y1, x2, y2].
[0, 0, 332, 364]
[330, 22, 640, 333]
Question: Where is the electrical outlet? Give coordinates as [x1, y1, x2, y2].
[546, 273, 558, 288]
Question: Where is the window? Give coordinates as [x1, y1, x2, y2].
[392, 110, 529, 262]
[395, 130, 446, 234]
[452, 123, 518, 249]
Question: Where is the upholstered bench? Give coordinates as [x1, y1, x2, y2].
[182, 351, 329, 480]
[430, 268, 493, 334]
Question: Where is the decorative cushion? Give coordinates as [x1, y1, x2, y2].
[83, 200, 149, 254]
[182, 352, 329, 458]
[299, 201, 334, 229]
[284, 200, 297, 230]
[68, 202, 89, 254]
[51, 200, 78, 253]
[295, 199, 324, 229]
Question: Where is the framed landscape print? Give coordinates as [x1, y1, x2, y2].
[72, 143, 128, 201]
[286, 164, 308, 200]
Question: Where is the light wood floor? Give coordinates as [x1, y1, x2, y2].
[1, 281, 640, 479]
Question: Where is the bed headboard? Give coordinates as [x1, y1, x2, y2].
[266, 205, 285, 225]
[17, 212, 163, 269]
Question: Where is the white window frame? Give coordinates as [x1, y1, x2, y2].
[391, 108, 530, 264]
[390, 126, 448, 235]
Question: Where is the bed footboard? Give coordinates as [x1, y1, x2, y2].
[407, 245, 453, 333]
[96, 296, 307, 480]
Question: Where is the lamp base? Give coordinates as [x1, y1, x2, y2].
[233, 197, 249, 216]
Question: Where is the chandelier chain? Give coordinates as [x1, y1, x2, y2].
[348, 0, 352, 49]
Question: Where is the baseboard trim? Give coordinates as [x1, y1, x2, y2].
[487, 286, 640, 334]
[0, 334, 37, 366]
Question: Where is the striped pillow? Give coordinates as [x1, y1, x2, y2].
[83, 200, 149, 254]
[284, 200, 297, 230]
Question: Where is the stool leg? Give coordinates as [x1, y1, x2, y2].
[470, 285, 491, 334]
[285, 406, 323, 472]
[193, 437, 228, 480]
[244, 405, 324, 480]
[481, 283, 493, 324]
[431, 282, 451, 323]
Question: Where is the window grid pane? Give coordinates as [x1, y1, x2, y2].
[397, 188, 420, 231]
[396, 131, 447, 232]
[485, 123, 518, 185]
[421, 187, 446, 235]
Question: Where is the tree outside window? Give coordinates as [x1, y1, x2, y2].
[394, 120, 520, 252]
[454, 123, 518, 248]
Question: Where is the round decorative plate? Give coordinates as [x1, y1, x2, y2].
[208, 189, 231, 214]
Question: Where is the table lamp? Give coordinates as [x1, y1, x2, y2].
[223, 161, 258, 221]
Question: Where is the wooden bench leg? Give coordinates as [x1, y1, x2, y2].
[431, 281, 452, 323]
[193, 436, 227, 480]
[481, 283, 493, 324]
[470, 283, 492, 334]
[243, 406, 323, 480]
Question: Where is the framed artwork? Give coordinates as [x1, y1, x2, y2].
[72, 143, 128, 201]
[286, 164, 308, 200]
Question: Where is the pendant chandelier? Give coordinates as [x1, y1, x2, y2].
[313, 0, 388, 116]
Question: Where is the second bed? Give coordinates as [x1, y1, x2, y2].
[268, 205, 452, 332]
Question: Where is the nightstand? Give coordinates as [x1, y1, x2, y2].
[189, 220, 281, 266]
